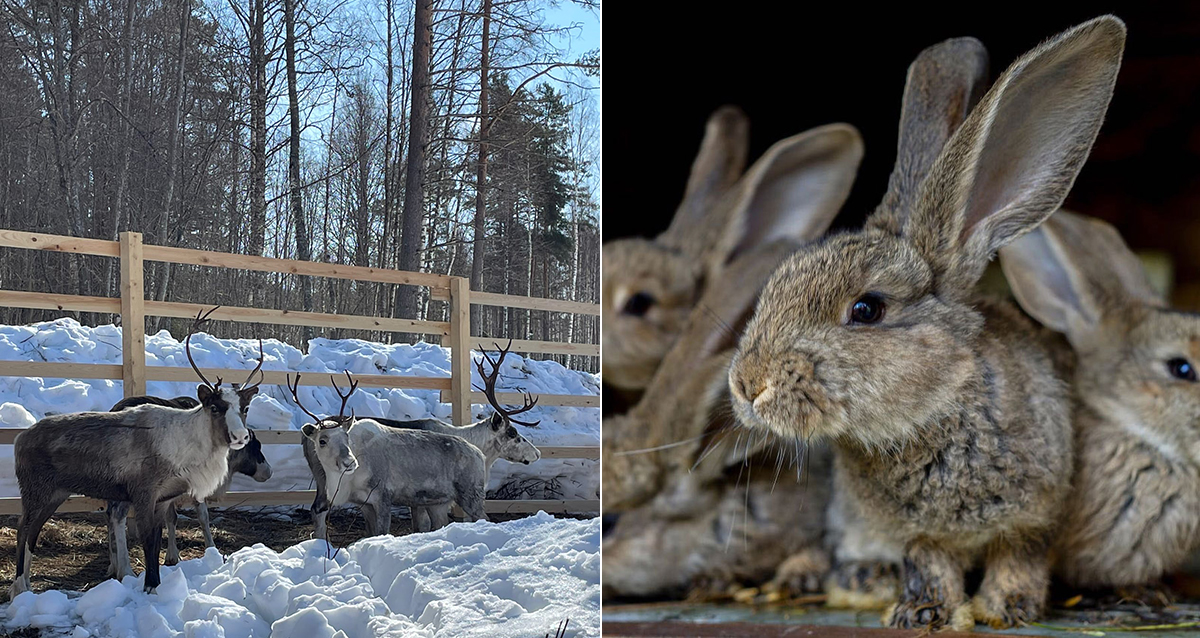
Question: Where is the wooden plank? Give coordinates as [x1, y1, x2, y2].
[120, 233, 146, 397]
[0, 428, 599, 460]
[0, 361, 123, 381]
[143, 367, 451, 390]
[601, 621, 992, 638]
[0, 290, 120, 314]
[0, 494, 599, 515]
[0, 230, 120, 258]
[469, 291, 600, 316]
[449, 277, 472, 425]
[439, 390, 598, 408]
[143, 244, 451, 293]
[470, 337, 598, 357]
[145, 300, 450, 336]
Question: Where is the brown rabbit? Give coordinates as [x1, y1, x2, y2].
[727, 16, 1125, 631]
[602, 108, 862, 393]
[1001, 210, 1200, 592]
[604, 35, 996, 603]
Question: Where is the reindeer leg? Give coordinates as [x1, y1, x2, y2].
[197, 501, 214, 548]
[413, 506, 432, 533]
[429, 507, 451, 530]
[360, 502, 379, 537]
[164, 501, 181, 566]
[11, 487, 69, 597]
[137, 495, 164, 593]
[107, 501, 133, 579]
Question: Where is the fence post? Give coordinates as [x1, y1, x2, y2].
[448, 277, 473, 424]
[119, 232, 146, 398]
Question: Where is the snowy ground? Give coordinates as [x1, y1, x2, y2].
[4, 513, 599, 637]
[0, 318, 599, 500]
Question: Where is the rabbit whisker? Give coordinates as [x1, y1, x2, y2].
[611, 433, 711, 456]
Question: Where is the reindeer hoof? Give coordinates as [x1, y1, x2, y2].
[164, 554, 180, 566]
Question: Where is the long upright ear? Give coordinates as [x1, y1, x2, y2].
[905, 16, 1125, 296]
[869, 37, 990, 234]
[709, 123, 863, 268]
[660, 106, 750, 243]
[1000, 210, 1164, 343]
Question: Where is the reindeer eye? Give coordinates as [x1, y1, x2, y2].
[210, 406, 220, 414]
[622, 292, 655, 317]
[1168, 358, 1197, 382]
[849, 294, 886, 325]
[319, 438, 327, 447]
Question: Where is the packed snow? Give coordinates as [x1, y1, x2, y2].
[0, 318, 599, 501]
[3, 512, 600, 637]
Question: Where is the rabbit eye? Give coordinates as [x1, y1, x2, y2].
[849, 294, 886, 325]
[1167, 358, 1197, 382]
[622, 292, 656, 317]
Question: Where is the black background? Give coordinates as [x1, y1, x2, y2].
[602, 3, 1200, 305]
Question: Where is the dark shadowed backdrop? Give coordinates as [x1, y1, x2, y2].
[603, 3, 1200, 306]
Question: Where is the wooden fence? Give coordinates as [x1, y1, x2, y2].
[0, 230, 600, 515]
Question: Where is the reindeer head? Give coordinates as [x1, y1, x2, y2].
[477, 340, 542, 465]
[293, 372, 360, 474]
[187, 307, 251, 450]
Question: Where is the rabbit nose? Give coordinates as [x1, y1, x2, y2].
[734, 373, 767, 403]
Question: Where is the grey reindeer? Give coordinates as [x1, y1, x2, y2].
[105, 347, 272, 578]
[294, 373, 489, 540]
[304, 341, 542, 533]
[10, 308, 255, 595]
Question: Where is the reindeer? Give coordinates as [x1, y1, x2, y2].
[9, 308, 254, 595]
[294, 373, 488, 539]
[103, 341, 270, 578]
[303, 342, 542, 533]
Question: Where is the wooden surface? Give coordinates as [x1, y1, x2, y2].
[469, 290, 600, 316]
[438, 390, 599, 408]
[449, 277, 472, 424]
[146, 300, 451, 336]
[603, 621, 1000, 638]
[469, 336, 599, 357]
[119, 232, 146, 397]
[0, 230, 120, 258]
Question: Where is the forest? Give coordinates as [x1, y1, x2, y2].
[0, 0, 600, 370]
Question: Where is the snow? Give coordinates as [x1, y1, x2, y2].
[2, 514, 599, 637]
[0, 318, 599, 500]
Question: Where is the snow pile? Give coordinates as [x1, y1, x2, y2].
[0, 318, 599, 499]
[3, 513, 600, 637]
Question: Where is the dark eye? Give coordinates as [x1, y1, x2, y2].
[210, 406, 220, 414]
[319, 438, 327, 447]
[850, 294, 886, 325]
[1168, 358, 1197, 382]
[622, 292, 655, 317]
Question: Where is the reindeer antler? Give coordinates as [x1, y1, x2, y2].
[186, 307, 221, 390]
[287, 373, 323, 426]
[239, 338, 265, 391]
[330, 371, 359, 419]
[473, 339, 540, 427]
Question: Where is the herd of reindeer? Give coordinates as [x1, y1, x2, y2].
[7, 308, 544, 597]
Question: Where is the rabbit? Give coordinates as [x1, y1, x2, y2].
[603, 439, 834, 601]
[602, 106, 862, 394]
[726, 15, 1125, 632]
[604, 35, 997, 603]
[1000, 210, 1200, 593]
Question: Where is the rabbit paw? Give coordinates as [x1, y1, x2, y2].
[686, 573, 738, 602]
[826, 560, 900, 609]
[1114, 583, 1174, 607]
[886, 599, 973, 632]
[764, 547, 831, 597]
[972, 591, 1043, 629]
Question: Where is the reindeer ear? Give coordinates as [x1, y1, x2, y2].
[301, 423, 318, 438]
[197, 385, 213, 403]
[238, 386, 260, 399]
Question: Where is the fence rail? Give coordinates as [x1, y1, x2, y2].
[0, 230, 600, 516]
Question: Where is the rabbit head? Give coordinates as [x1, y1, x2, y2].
[1002, 210, 1200, 464]
[729, 20, 1125, 452]
[602, 106, 863, 390]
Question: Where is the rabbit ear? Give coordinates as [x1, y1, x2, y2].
[711, 123, 863, 268]
[903, 16, 1125, 296]
[1001, 210, 1164, 341]
[661, 106, 750, 243]
[869, 37, 989, 235]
